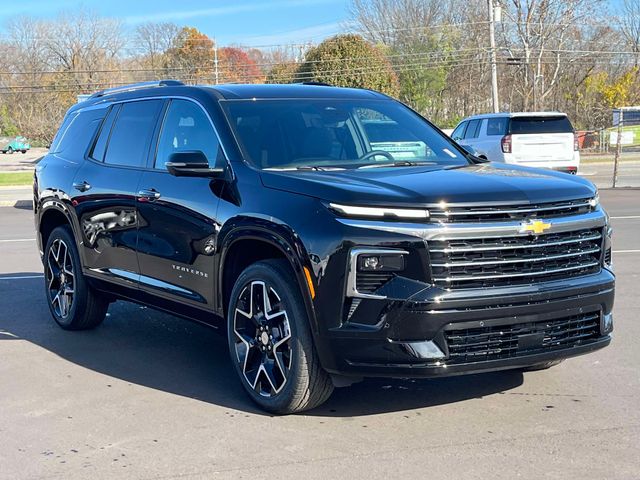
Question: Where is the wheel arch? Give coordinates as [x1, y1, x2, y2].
[218, 220, 318, 335]
[38, 203, 78, 256]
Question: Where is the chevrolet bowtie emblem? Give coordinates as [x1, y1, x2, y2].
[520, 219, 551, 235]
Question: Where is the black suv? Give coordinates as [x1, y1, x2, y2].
[34, 81, 614, 413]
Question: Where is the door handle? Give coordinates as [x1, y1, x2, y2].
[72, 181, 91, 192]
[137, 188, 161, 202]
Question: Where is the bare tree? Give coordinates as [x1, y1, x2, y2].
[134, 22, 180, 74]
[498, 0, 607, 111]
[620, 0, 640, 66]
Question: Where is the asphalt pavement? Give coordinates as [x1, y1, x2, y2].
[0, 190, 639, 479]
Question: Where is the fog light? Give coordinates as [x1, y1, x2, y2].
[602, 312, 613, 334]
[358, 253, 405, 272]
[363, 256, 379, 270]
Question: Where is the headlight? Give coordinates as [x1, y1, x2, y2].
[329, 203, 429, 220]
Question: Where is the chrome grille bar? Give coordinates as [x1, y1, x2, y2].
[430, 200, 592, 217]
[431, 247, 601, 268]
[433, 261, 600, 283]
[429, 232, 602, 253]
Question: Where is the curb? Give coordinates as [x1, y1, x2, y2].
[0, 200, 32, 208]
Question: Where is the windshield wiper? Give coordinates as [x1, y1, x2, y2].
[357, 161, 437, 169]
[264, 166, 345, 171]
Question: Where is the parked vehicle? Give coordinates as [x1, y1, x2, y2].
[1, 136, 31, 154]
[451, 112, 580, 173]
[34, 81, 614, 413]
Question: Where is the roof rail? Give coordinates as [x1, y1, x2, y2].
[89, 80, 184, 99]
[299, 81, 333, 87]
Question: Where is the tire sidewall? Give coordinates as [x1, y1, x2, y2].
[44, 226, 87, 329]
[226, 261, 313, 413]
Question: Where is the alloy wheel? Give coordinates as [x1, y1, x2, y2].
[46, 238, 75, 318]
[233, 280, 292, 397]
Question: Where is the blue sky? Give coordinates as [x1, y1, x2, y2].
[0, 0, 351, 47]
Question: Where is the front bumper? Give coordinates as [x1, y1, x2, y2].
[318, 269, 614, 379]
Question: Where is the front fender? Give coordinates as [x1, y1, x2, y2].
[217, 214, 319, 334]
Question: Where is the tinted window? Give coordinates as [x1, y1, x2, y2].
[463, 119, 480, 139]
[104, 100, 163, 168]
[50, 107, 106, 158]
[509, 116, 574, 134]
[487, 117, 508, 135]
[156, 99, 220, 169]
[90, 105, 120, 162]
[451, 122, 466, 141]
[223, 99, 467, 170]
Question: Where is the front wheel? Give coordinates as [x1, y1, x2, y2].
[44, 225, 109, 330]
[227, 259, 333, 414]
[7, 147, 13, 154]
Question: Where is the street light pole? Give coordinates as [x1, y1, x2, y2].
[488, 0, 500, 113]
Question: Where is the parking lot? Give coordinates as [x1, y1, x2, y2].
[0, 189, 638, 479]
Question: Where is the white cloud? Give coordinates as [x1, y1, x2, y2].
[124, 0, 339, 24]
[236, 21, 347, 47]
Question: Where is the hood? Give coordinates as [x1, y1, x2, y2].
[259, 163, 597, 206]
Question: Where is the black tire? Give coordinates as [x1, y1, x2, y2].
[21, 150, 26, 154]
[7, 147, 13, 154]
[44, 225, 109, 330]
[227, 259, 333, 414]
[522, 360, 563, 371]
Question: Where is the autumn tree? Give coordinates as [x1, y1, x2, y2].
[266, 62, 300, 84]
[297, 34, 399, 96]
[218, 47, 263, 83]
[165, 27, 214, 83]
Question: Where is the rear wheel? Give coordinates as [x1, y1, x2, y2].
[44, 226, 109, 330]
[227, 259, 333, 414]
[21, 150, 26, 154]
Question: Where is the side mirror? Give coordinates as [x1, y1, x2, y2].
[459, 144, 479, 156]
[165, 150, 225, 178]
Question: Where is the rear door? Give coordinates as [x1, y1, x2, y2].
[509, 115, 574, 163]
[74, 99, 164, 288]
[136, 98, 224, 308]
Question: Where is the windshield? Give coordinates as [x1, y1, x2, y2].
[222, 99, 469, 170]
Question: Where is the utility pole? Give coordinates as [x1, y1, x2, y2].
[214, 41, 219, 85]
[488, 0, 500, 113]
[613, 108, 623, 188]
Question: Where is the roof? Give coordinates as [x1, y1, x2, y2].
[205, 83, 387, 100]
[78, 80, 387, 105]
[464, 111, 568, 120]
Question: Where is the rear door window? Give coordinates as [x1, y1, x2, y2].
[509, 116, 574, 134]
[486, 117, 508, 135]
[90, 105, 120, 162]
[104, 100, 164, 168]
[463, 119, 481, 139]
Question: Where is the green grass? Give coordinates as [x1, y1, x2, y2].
[0, 171, 33, 186]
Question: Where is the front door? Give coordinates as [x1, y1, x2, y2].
[136, 99, 224, 308]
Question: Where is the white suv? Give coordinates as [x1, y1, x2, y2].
[451, 112, 580, 173]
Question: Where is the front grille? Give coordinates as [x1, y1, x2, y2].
[429, 198, 594, 223]
[445, 311, 601, 363]
[429, 228, 602, 289]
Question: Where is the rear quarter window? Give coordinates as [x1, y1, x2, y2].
[50, 107, 107, 158]
[509, 116, 574, 134]
[486, 117, 508, 135]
